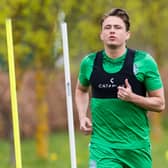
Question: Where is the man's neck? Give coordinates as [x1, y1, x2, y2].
[104, 45, 127, 58]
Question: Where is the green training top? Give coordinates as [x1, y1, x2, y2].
[78, 48, 163, 149]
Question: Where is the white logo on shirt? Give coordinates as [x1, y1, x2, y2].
[98, 77, 117, 88]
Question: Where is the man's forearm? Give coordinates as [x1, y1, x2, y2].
[129, 93, 165, 112]
[75, 88, 90, 120]
[118, 79, 165, 112]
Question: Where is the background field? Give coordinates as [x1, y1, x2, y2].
[0, 130, 168, 168]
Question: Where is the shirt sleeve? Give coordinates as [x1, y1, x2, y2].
[78, 53, 96, 87]
[144, 54, 163, 91]
[78, 57, 90, 86]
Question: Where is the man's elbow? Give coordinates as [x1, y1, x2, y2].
[157, 101, 165, 112]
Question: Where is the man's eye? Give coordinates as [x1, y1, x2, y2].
[115, 26, 122, 29]
[104, 25, 111, 29]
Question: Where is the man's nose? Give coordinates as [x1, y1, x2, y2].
[109, 27, 115, 33]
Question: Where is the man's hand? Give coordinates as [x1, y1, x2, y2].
[80, 117, 92, 135]
[117, 78, 133, 101]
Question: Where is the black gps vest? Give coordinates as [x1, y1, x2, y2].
[89, 48, 146, 98]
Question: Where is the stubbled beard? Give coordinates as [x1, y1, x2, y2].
[107, 44, 119, 49]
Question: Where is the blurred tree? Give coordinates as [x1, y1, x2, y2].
[130, 0, 168, 66]
[60, 0, 168, 66]
[35, 69, 49, 158]
[1, 0, 168, 66]
[0, 0, 61, 160]
[140, 1, 168, 141]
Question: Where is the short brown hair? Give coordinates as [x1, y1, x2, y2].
[100, 8, 130, 31]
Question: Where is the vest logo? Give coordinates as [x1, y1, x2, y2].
[110, 77, 114, 84]
[98, 77, 117, 88]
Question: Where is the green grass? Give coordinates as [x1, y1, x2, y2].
[0, 130, 168, 168]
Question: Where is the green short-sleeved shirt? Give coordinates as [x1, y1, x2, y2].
[78, 49, 163, 149]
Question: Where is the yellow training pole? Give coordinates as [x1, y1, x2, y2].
[6, 18, 22, 168]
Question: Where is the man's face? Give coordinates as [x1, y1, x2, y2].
[100, 16, 130, 48]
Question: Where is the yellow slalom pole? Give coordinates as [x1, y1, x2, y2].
[6, 18, 22, 168]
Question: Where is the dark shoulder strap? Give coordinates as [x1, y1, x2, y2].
[123, 48, 136, 73]
[95, 50, 103, 62]
[93, 50, 104, 67]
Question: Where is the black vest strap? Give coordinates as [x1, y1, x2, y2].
[90, 48, 146, 98]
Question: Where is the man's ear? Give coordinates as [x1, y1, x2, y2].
[100, 32, 103, 41]
[126, 31, 131, 41]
